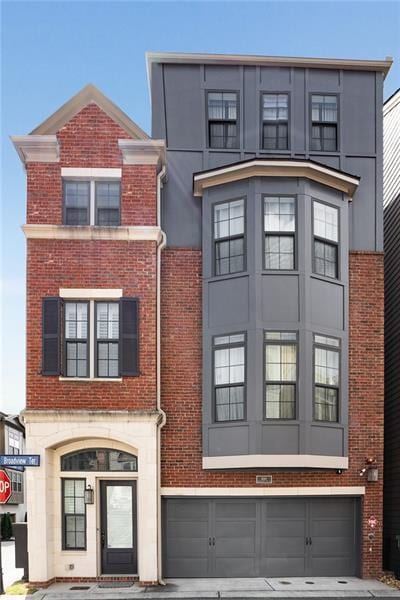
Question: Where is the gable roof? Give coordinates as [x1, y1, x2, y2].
[30, 83, 149, 140]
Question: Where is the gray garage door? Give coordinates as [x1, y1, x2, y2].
[163, 497, 359, 577]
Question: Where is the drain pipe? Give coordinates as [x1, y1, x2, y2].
[156, 165, 167, 585]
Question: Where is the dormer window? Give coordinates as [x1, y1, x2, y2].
[63, 179, 121, 226]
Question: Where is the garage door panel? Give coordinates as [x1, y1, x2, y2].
[309, 557, 355, 577]
[167, 500, 209, 520]
[312, 537, 354, 556]
[264, 536, 306, 557]
[265, 519, 306, 537]
[260, 557, 307, 577]
[167, 537, 210, 558]
[267, 499, 306, 518]
[215, 500, 257, 519]
[215, 557, 258, 577]
[165, 558, 209, 578]
[311, 498, 353, 518]
[311, 518, 353, 537]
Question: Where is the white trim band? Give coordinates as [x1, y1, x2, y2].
[22, 224, 163, 243]
[161, 486, 365, 497]
[118, 139, 166, 169]
[59, 288, 123, 299]
[61, 167, 122, 179]
[202, 454, 349, 470]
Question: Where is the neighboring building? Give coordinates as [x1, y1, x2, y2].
[383, 88, 400, 577]
[12, 52, 391, 585]
[0, 413, 26, 523]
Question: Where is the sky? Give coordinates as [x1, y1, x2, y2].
[1, 0, 399, 414]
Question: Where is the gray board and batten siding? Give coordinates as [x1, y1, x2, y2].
[163, 496, 360, 577]
[151, 60, 384, 252]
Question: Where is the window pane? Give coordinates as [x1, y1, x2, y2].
[64, 182, 89, 225]
[266, 384, 295, 419]
[264, 197, 295, 232]
[314, 386, 338, 422]
[215, 386, 244, 422]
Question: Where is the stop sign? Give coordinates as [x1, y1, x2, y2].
[0, 470, 11, 504]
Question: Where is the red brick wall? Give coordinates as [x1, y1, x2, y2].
[26, 102, 159, 411]
[160, 249, 384, 578]
[26, 103, 157, 226]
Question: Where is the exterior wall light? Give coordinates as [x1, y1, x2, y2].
[84, 484, 94, 504]
[367, 466, 379, 482]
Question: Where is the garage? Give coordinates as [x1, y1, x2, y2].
[162, 497, 360, 577]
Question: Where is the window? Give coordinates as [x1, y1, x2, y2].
[313, 200, 339, 279]
[95, 182, 120, 226]
[6, 427, 21, 455]
[208, 92, 238, 149]
[311, 95, 338, 151]
[214, 334, 245, 422]
[314, 334, 340, 422]
[96, 302, 120, 377]
[261, 93, 289, 150]
[11, 472, 22, 493]
[264, 196, 295, 270]
[65, 302, 89, 378]
[63, 180, 120, 226]
[214, 199, 245, 275]
[62, 479, 86, 550]
[61, 449, 138, 472]
[265, 332, 297, 419]
[64, 182, 90, 225]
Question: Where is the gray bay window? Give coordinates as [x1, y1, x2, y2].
[208, 92, 238, 149]
[311, 95, 338, 151]
[265, 332, 297, 419]
[314, 334, 340, 422]
[214, 198, 245, 275]
[261, 93, 289, 150]
[313, 200, 339, 278]
[214, 334, 245, 422]
[264, 196, 295, 270]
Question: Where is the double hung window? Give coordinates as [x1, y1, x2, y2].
[311, 95, 338, 151]
[208, 92, 239, 149]
[214, 199, 245, 275]
[265, 332, 297, 419]
[261, 93, 289, 150]
[62, 479, 86, 550]
[63, 180, 121, 226]
[314, 335, 340, 422]
[264, 196, 295, 270]
[214, 334, 245, 422]
[313, 200, 339, 279]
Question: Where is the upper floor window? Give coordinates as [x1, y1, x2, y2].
[214, 199, 245, 275]
[6, 427, 22, 455]
[311, 95, 338, 152]
[65, 301, 120, 379]
[214, 334, 245, 422]
[314, 334, 340, 422]
[63, 180, 121, 226]
[261, 93, 289, 150]
[207, 92, 239, 149]
[265, 331, 297, 419]
[264, 196, 295, 270]
[313, 200, 339, 279]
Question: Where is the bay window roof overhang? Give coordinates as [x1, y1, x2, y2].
[193, 157, 360, 199]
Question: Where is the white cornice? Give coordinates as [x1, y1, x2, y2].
[202, 454, 349, 470]
[22, 224, 163, 243]
[11, 135, 59, 164]
[118, 139, 166, 170]
[161, 486, 365, 497]
[193, 159, 360, 199]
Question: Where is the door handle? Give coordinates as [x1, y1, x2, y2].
[212, 537, 215, 546]
[208, 537, 212, 546]
[101, 531, 105, 548]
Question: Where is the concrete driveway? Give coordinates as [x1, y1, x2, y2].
[1, 539, 24, 590]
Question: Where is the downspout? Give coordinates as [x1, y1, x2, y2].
[156, 165, 167, 585]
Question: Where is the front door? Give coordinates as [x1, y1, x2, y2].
[100, 480, 137, 574]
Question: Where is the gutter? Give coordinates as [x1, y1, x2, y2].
[156, 165, 167, 585]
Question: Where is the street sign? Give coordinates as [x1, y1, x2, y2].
[0, 471, 11, 504]
[0, 454, 40, 468]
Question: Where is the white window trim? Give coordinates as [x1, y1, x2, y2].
[60, 290, 123, 381]
[62, 169, 121, 227]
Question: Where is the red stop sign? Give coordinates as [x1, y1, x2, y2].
[0, 470, 11, 504]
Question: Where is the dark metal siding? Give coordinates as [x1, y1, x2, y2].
[384, 193, 400, 576]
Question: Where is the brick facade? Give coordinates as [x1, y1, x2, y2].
[160, 249, 384, 577]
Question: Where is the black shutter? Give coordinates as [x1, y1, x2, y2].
[42, 297, 61, 375]
[120, 298, 139, 376]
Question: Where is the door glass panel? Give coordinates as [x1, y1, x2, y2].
[106, 486, 133, 548]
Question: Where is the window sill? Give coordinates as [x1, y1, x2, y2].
[59, 377, 123, 383]
[310, 273, 344, 286]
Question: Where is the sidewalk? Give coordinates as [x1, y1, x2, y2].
[18, 577, 400, 600]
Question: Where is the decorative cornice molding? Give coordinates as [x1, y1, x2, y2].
[193, 159, 360, 198]
[11, 135, 59, 164]
[202, 454, 349, 470]
[22, 409, 162, 424]
[161, 486, 365, 497]
[22, 224, 163, 243]
[118, 139, 166, 170]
